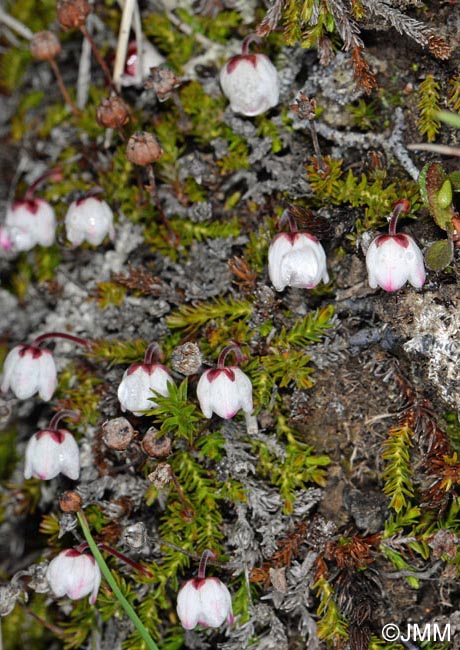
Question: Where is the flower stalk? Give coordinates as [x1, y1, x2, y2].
[76, 510, 159, 650]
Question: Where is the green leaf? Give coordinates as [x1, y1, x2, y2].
[419, 162, 454, 231]
[436, 109, 460, 129]
[425, 239, 454, 271]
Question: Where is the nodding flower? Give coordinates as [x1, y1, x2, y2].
[196, 344, 253, 420]
[65, 194, 115, 246]
[24, 411, 80, 481]
[117, 342, 174, 416]
[46, 547, 101, 604]
[176, 550, 234, 630]
[219, 34, 279, 117]
[268, 208, 329, 291]
[366, 199, 426, 292]
[1, 331, 88, 401]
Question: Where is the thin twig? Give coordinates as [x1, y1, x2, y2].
[77, 29, 92, 109]
[113, 0, 136, 91]
[80, 23, 114, 89]
[49, 59, 81, 117]
[0, 8, 33, 40]
[407, 143, 460, 157]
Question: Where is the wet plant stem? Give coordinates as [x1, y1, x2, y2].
[146, 165, 178, 245]
[18, 601, 66, 639]
[77, 511, 159, 650]
[33, 331, 89, 348]
[49, 409, 80, 430]
[49, 59, 81, 117]
[79, 24, 115, 91]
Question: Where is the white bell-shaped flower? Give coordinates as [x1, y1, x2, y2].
[47, 549, 101, 604]
[220, 35, 279, 117]
[65, 196, 115, 246]
[24, 428, 80, 480]
[1, 344, 57, 401]
[121, 39, 165, 87]
[4, 199, 56, 252]
[177, 576, 234, 630]
[366, 233, 425, 292]
[268, 232, 329, 291]
[197, 367, 253, 419]
[117, 363, 174, 416]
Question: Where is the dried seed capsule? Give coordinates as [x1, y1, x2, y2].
[96, 96, 130, 129]
[126, 132, 163, 166]
[148, 462, 173, 488]
[30, 31, 62, 61]
[60, 490, 82, 513]
[146, 66, 181, 101]
[57, 0, 91, 30]
[171, 342, 202, 376]
[101, 417, 135, 451]
[142, 427, 172, 458]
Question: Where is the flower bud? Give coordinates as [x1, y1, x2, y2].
[220, 42, 279, 116]
[197, 367, 253, 420]
[57, 0, 91, 30]
[46, 548, 101, 604]
[126, 132, 163, 166]
[65, 196, 115, 246]
[96, 96, 130, 129]
[177, 577, 234, 630]
[268, 232, 329, 291]
[24, 428, 80, 480]
[30, 31, 62, 61]
[1, 345, 57, 401]
[117, 362, 174, 416]
[4, 199, 56, 252]
[366, 233, 426, 292]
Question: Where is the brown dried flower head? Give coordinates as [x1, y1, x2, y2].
[142, 427, 172, 458]
[145, 66, 181, 102]
[126, 132, 163, 166]
[57, 0, 91, 30]
[101, 417, 135, 451]
[96, 96, 130, 129]
[59, 490, 82, 513]
[30, 31, 62, 61]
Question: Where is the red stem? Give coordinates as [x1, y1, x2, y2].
[79, 24, 116, 91]
[279, 208, 298, 233]
[98, 544, 154, 578]
[49, 409, 80, 430]
[241, 34, 261, 56]
[144, 342, 161, 365]
[388, 199, 411, 236]
[32, 332, 89, 348]
[24, 168, 63, 201]
[217, 343, 244, 369]
[198, 549, 217, 579]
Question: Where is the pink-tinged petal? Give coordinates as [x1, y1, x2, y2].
[27, 433, 61, 479]
[37, 350, 57, 401]
[1, 346, 22, 394]
[196, 371, 214, 418]
[268, 234, 295, 291]
[11, 353, 41, 400]
[177, 581, 200, 630]
[23, 434, 38, 479]
[233, 368, 253, 415]
[117, 367, 152, 415]
[147, 366, 174, 408]
[58, 432, 80, 480]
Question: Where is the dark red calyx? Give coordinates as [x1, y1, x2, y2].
[36, 429, 67, 443]
[375, 234, 409, 248]
[191, 577, 206, 590]
[226, 54, 258, 74]
[207, 368, 235, 382]
[18, 345, 43, 359]
[13, 199, 41, 214]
